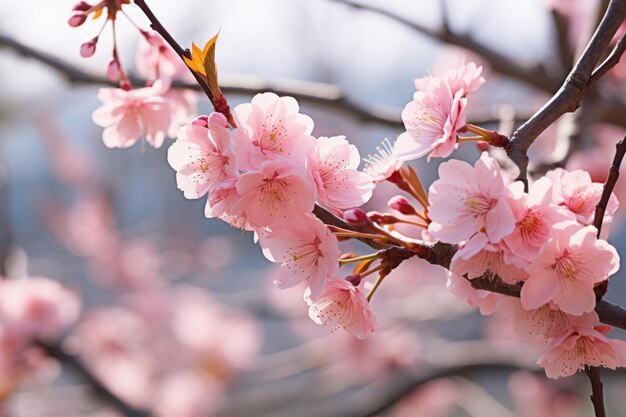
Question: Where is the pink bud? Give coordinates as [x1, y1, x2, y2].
[388, 195, 417, 215]
[72, 1, 91, 11]
[68, 13, 87, 27]
[476, 141, 489, 152]
[119, 79, 133, 91]
[191, 115, 210, 128]
[79, 40, 97, 58]
[106, 58, 121, 82]
[343, 208, 368, 226]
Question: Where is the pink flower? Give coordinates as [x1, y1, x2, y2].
[428, 152, 516, 257]
[308, 136, 373, 209]
[502, 178, 573, 267]
[398, 62, 484, 161]
[154, 371, 223, 417]
[538, 323, 626, 379]
[363, 137, 409, 183]
[168, 112, 237, 199]
[446, 272, 500, 315]
[521, 222, 619, 315]
[136, 31, 188, 84]
[259, 213, 340, 299]
[232, 93, 315, 170]
[92, 84, 173, 149]
[232, 160, 315, 229]
[547, 168, 618, 227]
[307, 279, 376, 338]
[0, 278, 80, 339]
[163, 89, 198, 138]
[450, 243, 527, 285]
[205, 178, 251, 230]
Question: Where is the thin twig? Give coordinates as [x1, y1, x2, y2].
[593, 136, 626, 236]
[38, 341, 152, 417]
[506, 0, 626, 186]
[591, 31, 626, 83]
[585, 366, 607, 417]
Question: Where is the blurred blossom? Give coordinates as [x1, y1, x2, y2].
[390, 379, 459, 417]
[509, 371, 580, 417]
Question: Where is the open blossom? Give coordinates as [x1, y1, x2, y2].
[307, 279, 376, 338]
[446, 272, 500, 315]
[538, 323, 626, 378]
[168, 112, 236, 199]
[363, 137, 409, 182]
[0, 277, 80, 339]
[547, 168, 618, 227]
[398, 62, 484, 161]
[502, 178, 573, 267]
[450, 243, 527, 285]
[205, 178, 251, 230]
[308, 136, 373, 209]
[232, 160, 315, 229]
[136, 31, 188, 84]
[232, 92, 315, 170]
[259, 213, 340, 299]
[92, 83, 174, 149]
[521, 222, 619, 315]
[428, 152, 515, 257]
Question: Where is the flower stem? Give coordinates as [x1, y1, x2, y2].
[339, 252, 380, 265]
[366, 270, 386, 302]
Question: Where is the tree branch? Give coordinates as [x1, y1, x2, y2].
[326, 0, 561, 93]
[38, 341, 152, 417]
[591, 30, 626, 83]
[506, 0, 626, 186]
[594, 136, 626, 236]
[585, 366, 607, 417]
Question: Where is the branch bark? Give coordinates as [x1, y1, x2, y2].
[585, 366, 607, 417]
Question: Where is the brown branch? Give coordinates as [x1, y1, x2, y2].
[506, 0, 626, 186]
[585, 366, 607, 417]
[551, 10, 574, 73]
[38, 341, 152, 417]
[591, 31, 626, 83]
[327, 0, 561, 93]
[593, 136, 626, 236]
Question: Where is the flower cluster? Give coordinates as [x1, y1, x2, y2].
[167, 92, 376, 337]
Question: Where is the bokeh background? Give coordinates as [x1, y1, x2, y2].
[1, 0, 626, 416]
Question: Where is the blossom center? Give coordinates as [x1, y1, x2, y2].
[553, 252, 579, 280]
[465, 194, 494, 217]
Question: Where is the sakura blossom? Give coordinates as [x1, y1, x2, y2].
[307, 279, 376, 339]
[428, 152, 516, 257]
[521, 222, 619, 315]
[538, 323, 626, 379]
[308, 136, 374, 209]
[168, 112, 237, 199]
[232, 92, 316, 170]
[259, 213, 340, 299]
[398, 62, 484, 161]
[232, 160, 315, 229]
[363, 137, 409, 182]
[502, 177, 573, 267]
[547, 168, 619, 227]
[204, 178, 252, 230]
[136, 31, 188, 84]
[450, 243, 527, 285]
[92, 83, 174, 149]
[446, 271, 501, 315]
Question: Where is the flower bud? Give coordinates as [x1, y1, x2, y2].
[476, 141, 489, 152]
[388, 195, 417, 215]
[191, 115, 210, 128]
[79, 39, 97, 58]
[72, 1, 92, 11]
[68, 13, 87, 27]
[119, 79, 133, 91]
[345, 274, 362, 286]
[343, 208, 368, 226]
[106, 58, 121, 82]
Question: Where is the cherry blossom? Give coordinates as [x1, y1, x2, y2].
[363, 137, 409, 182]
[205, 178, 252, 230]
[92, 84, 174, 149]
[521, 222, 619, 315]
[308, 136, 374, 209]
[446, 272, 501, 315]
[136, 31, 188, 84]
[259, 213, 340, 299]
[450, 243, 527, 285]
[502, 177, 573, 267]
[398, 62, 484, 161]
[168, 112, 237, 199]
[428, 152, 516, 257]
[307, 279, 376, 339]
[232, 92, 315, 170]
[538, 323, 626, 379]
[232, 160, 315, 229]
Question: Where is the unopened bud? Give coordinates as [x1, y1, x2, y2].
[388, 195, 417, 215]
[79, 39, 97, 58]
[68, 13, 87, 27]
[191, 115, 210, 128]
[476, 141, 489, 152]
[345, 274, 362, 286]
[343, 208, 368, 226]
[72, 1, 92, 11]
[106, 58, 121, 82]
[368, 211, 398, 225]
[119, 79, 133, 91]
